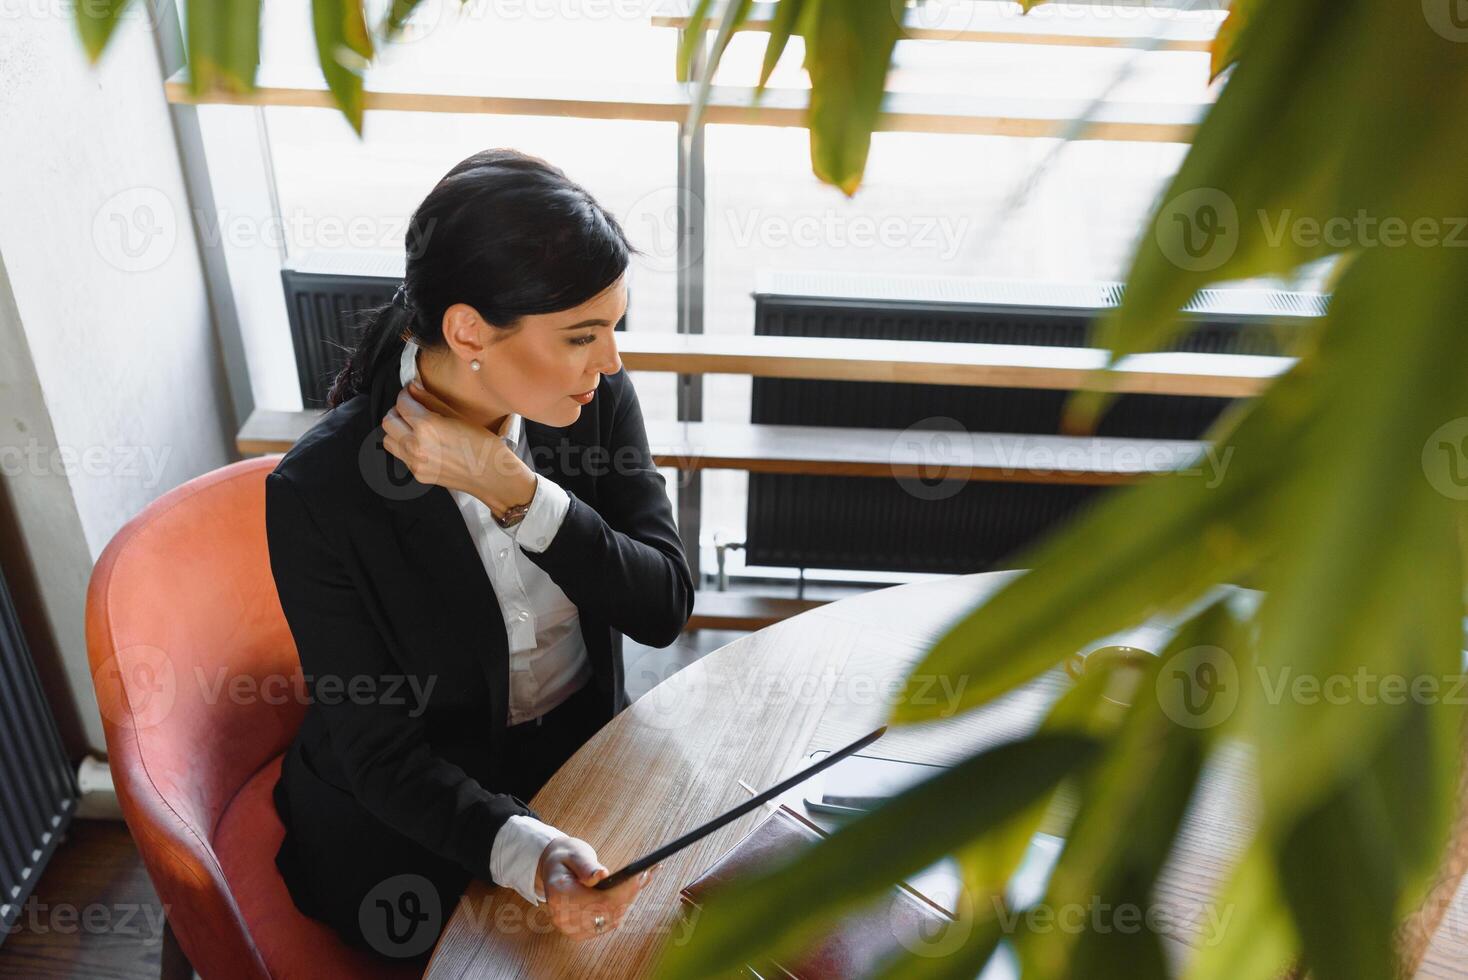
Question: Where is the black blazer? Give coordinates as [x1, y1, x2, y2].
[263, 351, 693, 931]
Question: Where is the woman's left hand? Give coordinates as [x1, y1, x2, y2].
[381, 381, 536, 511]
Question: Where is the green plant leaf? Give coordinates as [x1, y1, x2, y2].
[1017, 600, 1242, 979]
[1094, 0, 1362, 354]
[310, 0, 374, 134]
[1071, 0, 1468, 432]
[378, 0, 426, 40]
[870, 913, 1005, 980]
[1264, 496, 1463, 978]
[680, 0, 758, 128]
[1063, 0, 1360, 432]
[675, 0, 716, 84]
[652, 733, 1099, 979]
[885, 372, 1313, 725]
[801, 0, 904, 196]
[1183, 842, 1299, 980]
[1208, 0, 1260, 82]
[1249, 239, 1468, 823]
[185, 0, 263, 96]
[74, 0, 133, 63]
[872, 646, 1173, 979]
[1270, 674, 1464, 980]
[1276, 779, 1398, 980]
[674, 0, 804, 105]
[757, 0, 809, 90]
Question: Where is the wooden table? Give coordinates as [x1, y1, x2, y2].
[425, 572, 1468, 978]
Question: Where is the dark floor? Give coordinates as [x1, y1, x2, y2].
[0, 622, 774, 978]
[0, 819, 167, 979]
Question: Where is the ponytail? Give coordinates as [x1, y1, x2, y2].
[324, 299, 415, 409]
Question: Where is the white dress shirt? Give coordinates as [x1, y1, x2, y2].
[399, 340, 585, 905]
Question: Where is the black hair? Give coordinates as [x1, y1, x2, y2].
[325, 148, 639, 409]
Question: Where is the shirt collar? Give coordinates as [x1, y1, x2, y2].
[399, 339, 522, 448]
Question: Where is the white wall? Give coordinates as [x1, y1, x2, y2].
[0, 6, 233, 752]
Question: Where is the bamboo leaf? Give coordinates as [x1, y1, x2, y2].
[1209, 0, 1260, 82]
[681, 0, 758, 127]
[311, 0, 374, 134]
[1265, 501, 1463, 977]
[1018, 601, 1241, 979]
[1209, 10, 1239, 82]
[708, 0, 757, 82]
[886, 376, 1310, 725]
[1072, 0, 1468, 431]
[1183, 842, 1298, 980]
[675, 0, 717, 83]
[1276, 782, 1398, 980]
[801, 0, 904, 195]
[1094, 0, 1361, 358]
[74, 0, 133, 63]
[757, 0, 809, 91]
[1250, 240, 1468, 822]
[1270, 681, 1462, 980]
[378, 0, 427, 40]
[874, 623, 1228, 979]
[870, 914, 1005, 980]
[185, 0, 263, 96]
[652, 733, 1099, 979]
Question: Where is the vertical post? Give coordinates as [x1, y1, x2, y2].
[675, 23, 708, 587]
[149, 0, 257, 430]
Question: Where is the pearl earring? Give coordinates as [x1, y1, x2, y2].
[470, 359, 481, 372]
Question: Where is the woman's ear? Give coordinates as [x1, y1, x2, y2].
[440, 303, 492, 362]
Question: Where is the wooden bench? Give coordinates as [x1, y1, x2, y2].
[237, 411, 1206, 487]
[615, 332, 1289, 398]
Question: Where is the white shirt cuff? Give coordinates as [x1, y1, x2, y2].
[514, 473, 570, 553]
[490, 814, 564, 905]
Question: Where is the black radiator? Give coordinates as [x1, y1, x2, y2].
[282, 252, 403, 408]
[0, 562, 79, 940]
[745, 274, 1327, 575]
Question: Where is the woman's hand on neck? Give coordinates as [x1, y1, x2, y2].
[415, 344, 511, 435]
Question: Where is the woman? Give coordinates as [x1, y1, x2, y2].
[263, 148, 692, 962]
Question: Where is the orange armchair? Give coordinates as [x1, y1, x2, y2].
[85, 456, 419, 980]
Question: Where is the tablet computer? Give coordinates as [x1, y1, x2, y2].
[592, 725, 888, 890]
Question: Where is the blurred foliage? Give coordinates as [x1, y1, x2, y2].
[657, 1, 1468, 978]
[76, 0, 1468, 975]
